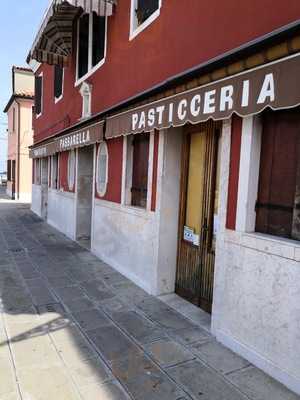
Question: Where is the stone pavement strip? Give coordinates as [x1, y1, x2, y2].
[0, 197, 298, 399]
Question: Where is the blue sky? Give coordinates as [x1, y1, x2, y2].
[0, 0, 49, 172]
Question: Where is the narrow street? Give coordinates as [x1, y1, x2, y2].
[0, 190, 298, 400]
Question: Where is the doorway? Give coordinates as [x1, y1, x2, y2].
[41, 158, 48, 220]
[176, 120, 221, 313]
[76, 146, 94, 249]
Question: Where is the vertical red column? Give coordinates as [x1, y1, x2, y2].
[226, 115, 243, 230]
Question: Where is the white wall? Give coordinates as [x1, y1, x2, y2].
[91, 128, 182, 296]
[31, 184, 41, 216]
[212, 117, 300, 395]
[47, 189, 76, 240]
[92, 200, 159, 293]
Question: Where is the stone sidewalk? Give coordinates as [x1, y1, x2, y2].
[0, 198, 298, 400]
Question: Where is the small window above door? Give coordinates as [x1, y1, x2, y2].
[130, 0, 161, 40]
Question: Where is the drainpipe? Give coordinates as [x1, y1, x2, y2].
[15, 99, 21, 201]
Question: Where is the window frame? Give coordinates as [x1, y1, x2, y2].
[75, 12, 108, 87]
[130, 0, 162, 40]
[54, 66, 64, 104]
[96, 141, 109, 197]
[67, 150, 76, 191]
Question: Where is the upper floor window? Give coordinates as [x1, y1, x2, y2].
[76, 12, 107, 85]
[54, 65, 64, 102]
[130, 0, 161, 40]
[35, 73, 43, 117]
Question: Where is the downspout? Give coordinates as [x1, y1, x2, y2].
[15, 99, 21, 200]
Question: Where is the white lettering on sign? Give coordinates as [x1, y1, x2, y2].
[178, 99, 188, 120]
[129, 73, 277, 131]
[257, 73, 275, 104]
[241, 80, 250, 107]
[190, 94, 201, 117]
[59, 130, 91, 150]
[34, 147, 47, 157]
[203, 90, 216, 114]
[220, 85, 234, 111]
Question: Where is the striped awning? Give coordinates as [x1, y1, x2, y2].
[28, 0, 116, 67]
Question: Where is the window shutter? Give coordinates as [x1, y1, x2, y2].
[35, 76, 42, 115]
[256, 110, 300, 239]
[54, 65, 63, 99]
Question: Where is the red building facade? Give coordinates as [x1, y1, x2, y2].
[29, 1, 300, 395]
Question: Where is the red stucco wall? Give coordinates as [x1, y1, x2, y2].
[33, 0, 300, 142]
[226, 115, 243, 230]
[59, 151, 75, 193]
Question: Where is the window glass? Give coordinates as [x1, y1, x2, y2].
[78, 14, 90, 79]
[256, 109, 300, 240]
[136, 0, 159, 26]
[35, 159, 41, 185]
[54, 66, 63, 99]
[35, 75, 42, 115]
[131, 134, 150, 208]
[96, 142, 108, 196]
[68, 150, 76, 191]
[77, 13, 106, 81]
[92, 13, 106, 67]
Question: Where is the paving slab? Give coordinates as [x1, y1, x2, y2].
[0, 353, 18, 397]
[1, 392, 21, 400]
[111, 352, 158, 382]
[55, 285, 86, 302]
[50, 325, 95, 365]
[168, 360, 247, 400]
[87, 325, 140, 363]
[10, 331, 61, 369]
[168, 326, 212, 346]
[63, 297, 95, 313]
[144, 339, 195, 368]
[18, 364, 80, 400]
[227, 365, 300, 400]
[72, 308, 112, 331]
[121, 369, 190, 400]
[110, 310, 166, 344]
[191, 340, 251, 374]
[69, 357, 112, 387]
[78, 380, 131, 400]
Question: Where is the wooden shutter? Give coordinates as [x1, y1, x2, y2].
[35, 76, 42, 115]
[256, 110, 300, 239]
[54, 65, 63, 99]
[131, 134, 150, 208]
